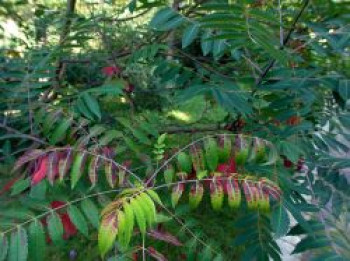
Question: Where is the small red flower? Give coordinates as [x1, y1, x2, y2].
[102, 66, 121, 76]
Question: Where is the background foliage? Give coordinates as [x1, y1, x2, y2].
[0, 0, 349, 260]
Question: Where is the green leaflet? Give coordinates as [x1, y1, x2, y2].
[47, 212, 64, 244]
[138, 193, 156, 227]
[279, 141, 302, 164]
[164, 165, 175, 184]
[189, 182, 204, 209]
[158, 16, 185, 31]
[204, 137, 219, 171]
[292, 236, 330, 254]
[129, 197, 146, 236]
[99, 130, 123, 146]
[80, 199, 100, 228]
[212, 39, 226, 59]
[201, 30, 213, 56]
[235, 149, 249, 166]
[70, 152, 86, 189]
[68, 205, 89, 237]
[82, 93, 101, 120]
[150, 7, 177, 28]
[98, 212, 118, 258]
[182, 23, 200, 48]
[11, 178, 30, 196]
[177, 152, 192, 173]
[271, 204, 290, 238]
[76, 97, 95, 121]
[0, 234, 8, 261]
[218, 135, 232, 163]
[146, 190, 163, 206]
[28, 221, 46, 261]
[120, 202, 134, 248]
[171, 183, 184, 208]
[9, 227, 28, 261]
[210, 185, 224, 211]
[50, 118, 71, 144]
[116, 211, 126, 249]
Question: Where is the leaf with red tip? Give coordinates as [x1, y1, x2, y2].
[147, 247, 168, 261]
[58, 149, 73, 181]
[32, 157, 48, 185]
[226, 177, 241, 208]
[257, 181, 270, 212]
[148, 229, 183, 246]
[105, 160, 117, 188]
[260, 178, 282, 201]
[177, 152, 192, 173]
[89, 156, 101, 186]
[171, 183, 184, 208]
[189, 181, 204, 209]
[210, 178, 224, 211]
[218, 135, 232, 163]
[190, 146, 206, 174]
[98, 211, 119, 257]
[118, 161, 131, 187]
[242, 179, 254, 209]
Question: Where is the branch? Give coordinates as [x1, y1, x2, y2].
[160, 123, 226, 134]
[256, 0, 309, 86]
[0, 123, 48, 145]
[100, 9, 151, 23]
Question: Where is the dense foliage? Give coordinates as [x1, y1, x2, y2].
[0, 0, 349, 260]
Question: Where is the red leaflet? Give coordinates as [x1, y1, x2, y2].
[216, 157, 236, 175]
[50, 201, 77, 239]
[32, 156, 49, 185]
[102, 66, 121, 76]
[148, 229, 183, 246]
[0, 176, 20, 196]
[147, 247, 167, 261]
[61, 213, 77, 239]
